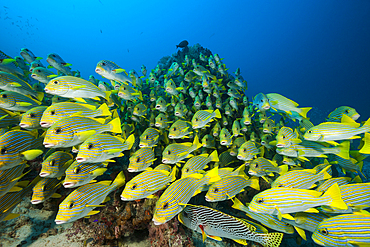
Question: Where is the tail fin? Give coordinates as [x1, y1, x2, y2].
[318, 165, 332, 180]
[278, 165, 289, 175]
[111, 171, 126, 190]
[108, 117, 122, 134]
[299, 107, 312, 118]
[337, 141, 350, 159]
[169, 166, 177, 182]
[21, 149, 43, 161]
[263, 232, 284, 247]
[97, 103, 112, 117]
[138, 91, 143, 101]
[208, 150, 219, 162]
[124, 134, 135, 150]
[192, 135, 202, 150]
[104, 91, 112, 101]
[36, 92, 44, 101]
[214, 109, 221, 118]
[248, 176, 260, 190]
[323, 183, 348, 210]
[360, 133, 370, 154]
[204, 166, 221, 184]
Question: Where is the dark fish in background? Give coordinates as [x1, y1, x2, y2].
[100, 29, 102, 33]
[176, 40, 189, 48]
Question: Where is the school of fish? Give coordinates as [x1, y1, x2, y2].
[0, 45, 370, 247]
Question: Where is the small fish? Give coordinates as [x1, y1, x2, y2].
[31, 177, 62, 204]
[29, 60, 44, 72]
[232, 120, 241, 137]
[229, 137, 245, 156]
[46, 53, 73, 76]
[20, 48, 42, 64]
[193, 65, 216, 81]
[76, 134, 134, 163]
[141, 65, 147, 77]
[165, 63, 179, 80]
[0, 72, 42, 100]
[45, 76, 111, 101]
[178, 204, 283, 247]
[0, 51, 24, 77]
[55, 171, 125, 224]
[168, 120, 192, 139]
[174, 103, 188, 117]
[253, 93, 270, 111]
[121, 165, 177, 201]
[43, 116, 122, 148]
[248, 157, 288, 178]
[266, 93, 311, 118]
[162, 135, 202, 164]
[326, 106, 360, 122]
[237, 141, 260, 161]
[128, 147, 156, 172]
[192, 109, 221, 129]
[176, 40, 188, 48]
[155, 113, 171, 129]
[117, 84, 143, 101]
[139, 127, 160, 148]
[0, 162, 28, 198]
[40, 102, 111, 128]
[133, 103, 147, 117]
[63, 161, 108, 188]
[274, 126, 301, 148]
[20, 106, 48, 129]
[212, 121, 222, 137]
[312, 213, 370, 247]
[201, 134, 215, 148]
[0, 91, 42, 112]
[40, 151, 74, 178]
[182, 150, 219, 177]
[220, 128, 233, 146]
[31, 67, 56, 84]
[155, 97, 169, 112]
[95, 60, 132, 86]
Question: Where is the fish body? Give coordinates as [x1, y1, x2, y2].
[237, 141, 260, 161]
[0, 107, 20, 128]
[55, 171, 125, 224]
[176, 40, 188, 48]
[31, 177, 62, 204]
[121, 166, 177, 200]
[178, 204, 283, 247]
[76, 134, 134, 163]
[155, 97, 168, 112]
[46, 53, 73, 76]
[312, 213, 370, 247]
[40, 102, 111, 128]
[327, 106, 360, 122]
[63, 161, 107, 188]
[165, 63, 179, 79]
[316, 177, 351, 192]
[139, 127, 160, 148]
[162, 136, 202, 164]
[0, 163, 27, 198]
[20, 48, 41, 64]
[168, 120, 192, 139]
[275, 126, 301, 148]
[155, 113, 170, 129]
[45, 76, 110, 100]
[0, 50, 24, 76]
[0, 91, 41, 112]
[40, 151, 73, 178]
[182, 150, 218, 177]
[174, 103, 187, 117]
[193, 65, 216, 80]
[43, 116, 122, 148]
[192, 109, 221, 129]
[128, 147, 156, 172]
[0, 71, 40, 99]
[253, 93, 270, 111]
[95, 60, 132, 86]
[201, 134, 215, 148]
[20, 106, 48, 129]
[133, 103, 147, 117]
[266, 93, 311, 118]
[31, 67, 56, 84]
[248, 157, 288, 177]
[220, 128, 233, 146]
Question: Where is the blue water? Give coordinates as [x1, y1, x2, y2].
[2, 0, 370, 124]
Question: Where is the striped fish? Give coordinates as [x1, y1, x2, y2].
[121, 165, 177, 201]
[139, 127, 160, 148]
[248, 183, 348, 220]
[220, 128, 233, 146]
[253, 93, 270, 112]
[40, 151, 74, 178]
[0, 130, 43, 170]
[20, 106, 48, 129]
[31, 177, 62, 204]
[316, 177, 351, 192]
[262, 118, 275, 134]
[63, 161, 108, 188]
[205, 172, 260, 202]
[31, 67, 56, 84]
[0, 91, 42, 112]
[274, 126, 302, 148]
[299, 118, 314, 133]
[178, 204, 284, 247]
[128, 147, 156, 172]
[321, 183, 370, 213]
[282, 211, 331, 233]
[312, 213, 370, 247]
[30, 60, 44, 73]
[232, 197, 295, 235]
[46, 53, 73, 76]
[155, 113, 170, 129]
[191, 109, 221, 129]
[76, 134, 134, 163]
[326, 106, 360, 122]
[237, 141, 260, 161]
[0, 107, 20, 128]
[271, 166, 331, 189]
[216, 150, 238, 167]
[117, 84, 142, 101]
[95, 60, 132, 86]
[55, 171, 125, 224]
[40, 102, 111, 128]
[181, 150, 219, 177]
[20, 48, 41, 63]
[43, 116, 122, 148]
[168, 120, 192, 139]
[0, 176, 41, 221]
[0, 71, 42, 99]
[266, 93, 311, 118]
[162, 135, 202, 164]
[229, 137, 244, 156]
[0, 50, 24, 76]
[334, 155, 365, 177]
[152, 168, 218, 225]
[304, 115, 370, 143]
[45, 76, 111, 101]
[0, 162, 28, 198]
[155, 97, 168, 112]
[133, 103, 147, 117]
[248, 157, 288, 178]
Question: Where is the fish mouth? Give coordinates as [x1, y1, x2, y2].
[263, 129, 269, 133]
[220, 141, 228, 145]
[43, 143, 55, 148]
[261, 141, 266, 145]
[39, 172, 50, 177]
[40, 122, 52, 128]
[139, 144, 146, 148]
[155, 105, 161, 109]
[31, 74, 36, 78]
[168, 135, 174, 139]
[276, 143, 284, 148]
[150, 98, 155, 101]
[205, 196, 214, 202]
[55, 220, 67, 225]
[31, 199, 43, 204]
[19, 123, 30, 128]
[120, 196, 130, 201]
[162, 159, 169, 164]
[117, 92, 124, 97]
[175, 112, 180, 116]
[127, 168, 137, 172]
[229, 152, 236, 156]
[352, 114, 360, 120]
[63, 182, 76, 188]
[263, 105, 270, 110]
[152, 217, 165, 225]
[76, 157, 86, 162]
[95, 68, 101, 73]
[237, 155, 244, 160]
[44, 88, 50, 93]
[155, 123, 160, 127]
[248, 171, 257, 175]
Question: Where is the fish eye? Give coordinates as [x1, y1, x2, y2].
[243, 148, 246, 152]
[255, 164, 259, 168]
[260, 100, 263, 102]
[131, 184, 137, 190]
[51, 54, 56, 57]
[123, 87, 126, 90]
[167, 150, 171, 155]
[307, 130, 312, 134]
[321, 228, 328, 235]
[224, 133, 227, 137]
[50, 160, 55, 166]
[53, 80, 58, 84]
[214, 187, 219, 193]
[87, 143, 94, 149]
[195, 118, 198, 122]
[257, 198, 264, 203]
[36, 69, 41, 72]
[145, 135, 148, 140]
[50, 110, 55, 116]
[69, 202, 74, 208]
[74, 167, 80, 174]
[29, 113, 36, 118]
[277, 184, 284, 187]
[101, 62, 106, 66]
[345, 110, 349, 113]
[136, 157, 140, 162]
[0, 148, 7, 154]
[24, 49, 29, 52]
[55, 128, 62, 134]
[173, 127, 177, 131]
[2, 94, 7, 98]
[282, 135, 286, 139]
[163, 202, 169, 209]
